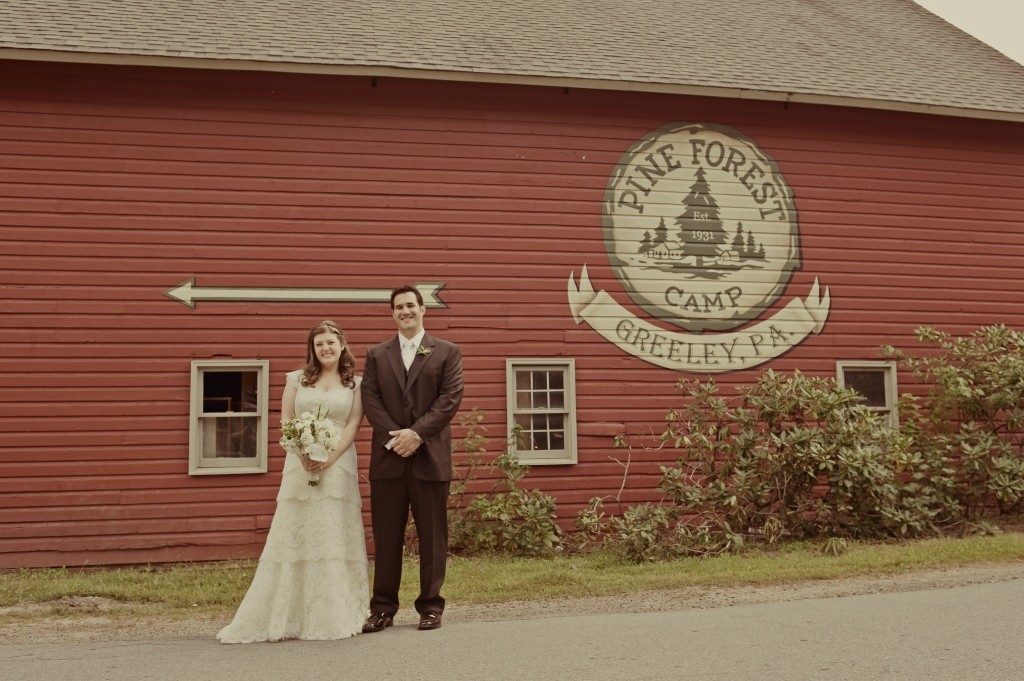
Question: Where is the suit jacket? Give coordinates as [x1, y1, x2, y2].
[361, 332, 464, 481]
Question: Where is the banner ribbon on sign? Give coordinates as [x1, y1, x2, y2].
[568, 265, 830, 373]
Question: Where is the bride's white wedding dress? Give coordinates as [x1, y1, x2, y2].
[217, 371, 369, 643]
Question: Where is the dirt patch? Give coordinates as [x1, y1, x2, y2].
[3, 561, 1022, 644]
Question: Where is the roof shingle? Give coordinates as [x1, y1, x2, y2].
[1, 0, 1022, 120]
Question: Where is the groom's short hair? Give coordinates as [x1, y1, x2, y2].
[390, 284, 423, 308]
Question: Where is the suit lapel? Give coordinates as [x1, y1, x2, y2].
[385, 338, 405, 387]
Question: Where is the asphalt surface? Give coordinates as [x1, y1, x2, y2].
[4, 579, 1023, 681]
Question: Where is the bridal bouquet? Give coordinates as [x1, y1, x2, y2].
[279, 407, 341, 487]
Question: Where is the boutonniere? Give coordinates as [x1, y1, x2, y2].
[416, 345, 432, 357]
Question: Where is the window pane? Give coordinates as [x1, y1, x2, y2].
[239, 372, 258, 410]
[514, 414, 533, 450]
[513, 369, 570, 411]
[512, 413, 566, 453]
[535, 371, 550, 390]
[516, 389, 532, 409]
[844, 370, 887, 408]
[202, 371, 259, 413]
[201, 416, 258, 458]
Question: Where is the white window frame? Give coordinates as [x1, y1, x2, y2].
[836, 361, 898, 427]
[188, 360, 270, 475]
[506, 358, 577, 465]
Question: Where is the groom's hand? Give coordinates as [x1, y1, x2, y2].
[388, 428, 422, 457]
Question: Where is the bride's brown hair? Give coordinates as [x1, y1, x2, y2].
[301, 320, 356, 388]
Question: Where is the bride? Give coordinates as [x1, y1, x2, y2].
[217, 320, 369, 643]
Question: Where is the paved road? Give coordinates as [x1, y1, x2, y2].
[4, 579, 1022, 681]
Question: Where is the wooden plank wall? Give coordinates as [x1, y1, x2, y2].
[1, 59, 1022, 567]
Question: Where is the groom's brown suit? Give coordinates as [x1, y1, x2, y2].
[361, 332, 463, 616]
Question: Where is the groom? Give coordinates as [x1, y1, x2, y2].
[360, 284, 464, 632]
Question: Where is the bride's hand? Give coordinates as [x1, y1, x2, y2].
[302, 453, 338, 472]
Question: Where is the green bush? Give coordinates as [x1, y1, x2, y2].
[660, 370, 937, 542]
[608, 503, 671, 563]
[447, 419, 562, 557]
[885, 324, 1024, 521]
[445, 408, 490, 554]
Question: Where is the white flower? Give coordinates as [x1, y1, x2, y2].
[279, 406, 342, 487]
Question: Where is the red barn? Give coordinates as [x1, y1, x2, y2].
[1, 1, 1023, 568]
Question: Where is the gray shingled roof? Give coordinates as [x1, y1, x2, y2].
[2, 0, 1023, 121]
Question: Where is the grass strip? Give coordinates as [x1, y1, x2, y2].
[1, 534, 1022, 619]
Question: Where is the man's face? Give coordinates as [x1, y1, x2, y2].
[392, 291, 425, 337]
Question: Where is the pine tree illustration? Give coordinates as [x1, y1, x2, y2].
[732, 223, 745, 251]
[675, 167, 727, 266]
[638, 230, 653, 254]
[653, 218, 668, 249]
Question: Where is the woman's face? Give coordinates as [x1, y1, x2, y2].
[312, 331, 344, 369]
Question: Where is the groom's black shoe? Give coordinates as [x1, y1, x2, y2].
[362, 612, 394, 633]
[418, 610, 442, 630]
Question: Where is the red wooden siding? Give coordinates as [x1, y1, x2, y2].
[1, 59, 1022, 567]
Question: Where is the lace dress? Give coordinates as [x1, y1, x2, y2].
[217, 371, 369, 643]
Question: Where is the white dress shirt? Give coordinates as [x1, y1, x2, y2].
[399, 330, 425, 370]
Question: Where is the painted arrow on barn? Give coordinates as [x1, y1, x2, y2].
[164, 279, 448, 309]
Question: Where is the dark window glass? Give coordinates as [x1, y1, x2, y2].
[203, 371, 258, 413]
[844, 370, 887, 408]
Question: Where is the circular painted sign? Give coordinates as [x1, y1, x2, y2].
[603, 122, 800, 333]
